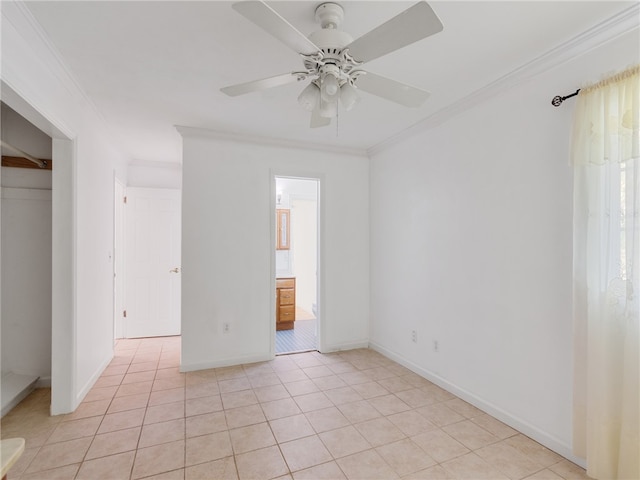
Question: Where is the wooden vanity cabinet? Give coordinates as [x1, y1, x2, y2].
[276, 277, 295, 330]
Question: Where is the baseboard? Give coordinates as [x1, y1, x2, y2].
[368, 341, 587, 469]
[1, 372, 39, 417]
[320, 340, 369, 354]
[35, 376, 51, 388]
[180, 352, 273, 372]
[179, 341, 371, 372]
[75, 352, 113, 407]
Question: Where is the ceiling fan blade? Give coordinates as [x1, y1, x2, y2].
[345, 2, 443, 63]
[221, 72, 302, 96]
[355, 72, 430, 107]
[310, 108, 331, 128]
[233, 1, 320, 56]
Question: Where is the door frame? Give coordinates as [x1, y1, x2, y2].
[113, 176, 125, 341]
[271, 172, 324, 356]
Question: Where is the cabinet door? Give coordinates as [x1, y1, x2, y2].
[279, 305, 295, 323]
[276, 288, 281, 323]
[279, 288, 295, 305]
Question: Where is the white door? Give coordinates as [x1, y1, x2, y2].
[125, 188, 181, 338]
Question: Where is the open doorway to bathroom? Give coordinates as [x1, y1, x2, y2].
[275, 176, 319, 355]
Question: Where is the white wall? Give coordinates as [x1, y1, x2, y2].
[127, 159, 181, 189]
[369, 29, 639, 461]
[2, 2, 128, 413]
[291, 197, 317, 313]
[180, 130, 369, 370]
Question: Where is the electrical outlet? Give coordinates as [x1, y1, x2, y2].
[223, 322, 230, 334]
[433, 340, 439, 352]
[411, 330, 417, 343]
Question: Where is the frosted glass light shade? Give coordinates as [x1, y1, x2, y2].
[298, 83, 320, 111]
[340, 83, 361, 111]
[319, 99, 337, 118]
[321, 74, 340, 102]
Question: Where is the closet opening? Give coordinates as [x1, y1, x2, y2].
[1, 102, 53, 416]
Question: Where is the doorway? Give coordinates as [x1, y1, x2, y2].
[274, 176, 319, 354]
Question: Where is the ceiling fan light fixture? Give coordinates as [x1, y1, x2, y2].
[321, 72, 340, 102]
[340, 83, 361, 111]
[223, 0, 443, 128]
[319, 98, 338, 118]
[297, 82, 320, 111]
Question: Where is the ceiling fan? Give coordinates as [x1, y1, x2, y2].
[221, 1, 443, 128]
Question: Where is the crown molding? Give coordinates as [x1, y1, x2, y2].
[2, 1, 128, 156]
[368, 3, 640, 157]
[175, 126, 368, 158]
[2, 2, 83, 105]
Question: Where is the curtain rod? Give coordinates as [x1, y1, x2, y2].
[551, 89, 580, 107]
[0, 140, 47, 168]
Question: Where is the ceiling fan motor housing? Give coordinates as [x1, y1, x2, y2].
[315, 3, 344, 29]
[307, 2, 357, 92]
[309, 2, 353, 58]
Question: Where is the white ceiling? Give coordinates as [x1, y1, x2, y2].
[25, 1, 634, 163]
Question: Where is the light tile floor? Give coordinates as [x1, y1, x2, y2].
[1, 336, 592, 480]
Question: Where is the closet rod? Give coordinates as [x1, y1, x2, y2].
[0, 140, 47, 168]
[551, 89, 580, 107]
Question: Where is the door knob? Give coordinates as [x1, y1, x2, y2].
[169, 267, 180, 273]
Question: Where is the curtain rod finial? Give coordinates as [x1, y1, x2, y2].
[551, 95, 563, 107]
[551, 89, 580, 107]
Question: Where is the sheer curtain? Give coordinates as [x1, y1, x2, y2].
[572, 65, 639, 480]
